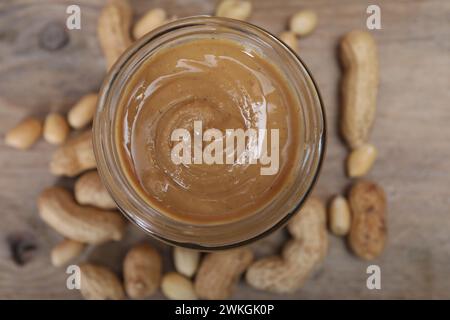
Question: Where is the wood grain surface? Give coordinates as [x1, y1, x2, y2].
[0, 0, 449, 299]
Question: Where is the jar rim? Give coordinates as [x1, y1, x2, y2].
[93, 16, 326, 250]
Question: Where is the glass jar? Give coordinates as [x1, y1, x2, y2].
[93, 16, 326, 250]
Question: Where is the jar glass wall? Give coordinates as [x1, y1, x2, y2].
[93, 16, 326, 250]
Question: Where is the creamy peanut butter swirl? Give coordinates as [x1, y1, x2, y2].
[117, 39, 301, 224]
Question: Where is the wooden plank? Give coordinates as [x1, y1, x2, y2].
[0, 0, 449, 299]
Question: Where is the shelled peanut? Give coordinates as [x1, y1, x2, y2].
[5, 118, 42, 150]
[277, 9, 318, 53]
[328, 195, 352, 236]
[43, 113, 69, 145]
[347, 143, 378, 177]
[279, 31, 298, 51]
[215, 0, 252, 20]
[51, 239, 85, 267]
[67, 93, 98, 129]
[173, 247, 200, 278]
[133, 8, 167, 39]
[290, 10, 318, 37]
[162, 272, 198, 300]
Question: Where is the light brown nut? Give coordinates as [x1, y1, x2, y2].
[132, 8, 167, 39]
[215, 0, 252, 21]
[246, 253, 304, 294]
[50, 130, 96, 177]
[80, 263, 125, 300]
[75, 171, 116, 210]
[123, 243, 162, 299]
[287, 196, 327, 242]
[195, 247, 253, 299]
[161, 272, 198, 300]
[279, 31, 298, 51]
[329, 195, 352, 236]
[38, 187, 126, 244]
[285, 197, 328, 262]
[246, 196, 328, 293]
[340, 30, 379, 149]
[67, 94, 98, 129]
[97, 0, 133, 69]
[51, 239, 85, 267]
[173, 247, 200, 278]
[5, 118, 42, 150]
[347, 143, 377, 177]
[348, 180, 387, 260]
[289, 9, 318, 37]
[245, 256, 292, 293]
[43, 113, 69, 145]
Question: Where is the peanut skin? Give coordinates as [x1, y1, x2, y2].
[195, 247, 253, 300]
[132, 8, 167, 39]
[348, 180, 387, 260]
[50, 130, 96, 177]
[97, 0, 133, 69]
[38, 187, 126, 244]
[123, 243, 162, 299]
[340, 30, 379, 149]
[80, 263, 125, 300]
[75, 171, 116, 210]
[246, 196, 328, 293]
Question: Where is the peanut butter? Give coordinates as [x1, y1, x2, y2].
[116, 38, 302, 224]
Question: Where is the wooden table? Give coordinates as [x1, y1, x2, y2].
[0, 0, 449, 299]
